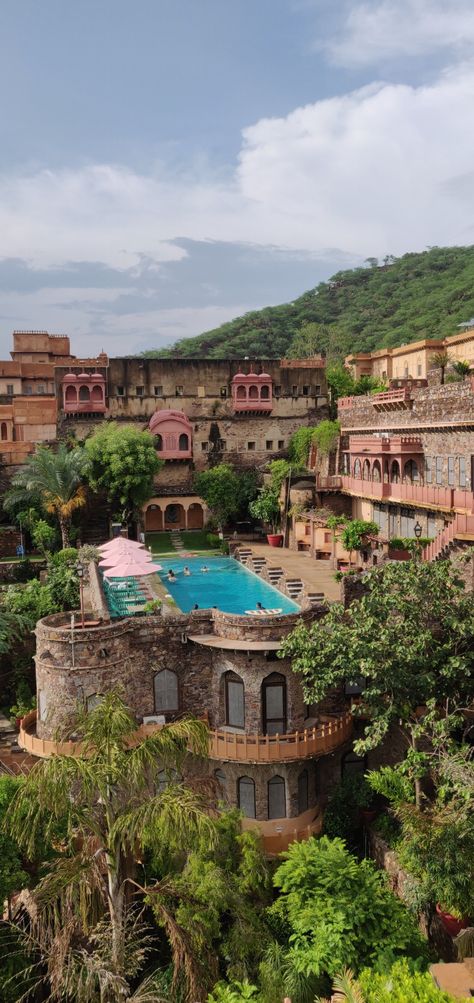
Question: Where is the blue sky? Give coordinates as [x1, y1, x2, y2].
[1, 0, 474, 356]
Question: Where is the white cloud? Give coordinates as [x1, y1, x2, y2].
[1, 60, 474, 350]
[325, 0, 474, 68]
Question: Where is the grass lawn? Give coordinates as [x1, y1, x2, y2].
[146, 530, 220, 556]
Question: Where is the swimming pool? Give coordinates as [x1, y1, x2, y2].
[158, 556, 299, 615]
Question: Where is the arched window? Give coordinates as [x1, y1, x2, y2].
[178, 433, 189, 451]
[78, 385, 90, 401]
[362, 459, 371, 480]
[225, 672, 245, 729]
[262, 672, 286, 735]
[154, 669, 179, 714]
[238, 776, 256, 818]
[0, 422, 7, 441]
[372, 460, 381, 483]
[260, 384, 270, 400]
[236, 385, 246, 400]
[248, 385, 259, 400]
[268, 775, 286, 819]
[341, 749, 367, 778]
[298, 770, 309, 814]
[214, 768, 226, 798]
[404, 459, 419, 483]
[390, 460, 400, 483]
[353, 458, 361, 478]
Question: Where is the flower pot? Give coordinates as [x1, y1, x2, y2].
[267, 533, 283, 547]
[435, 904, 470, 937]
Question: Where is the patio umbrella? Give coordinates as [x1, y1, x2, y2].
[99, 549, 154, 568]
[104, 557, 162, 578]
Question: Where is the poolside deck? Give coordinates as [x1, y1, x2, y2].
[245, 544, 341, 602]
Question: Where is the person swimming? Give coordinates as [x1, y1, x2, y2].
[183, 566, 191, 576]
[167, 569, 177, 582]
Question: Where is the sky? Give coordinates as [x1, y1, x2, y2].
[1, 0, 474, 357]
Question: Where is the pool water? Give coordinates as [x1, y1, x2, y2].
[158, 556, 299, 615]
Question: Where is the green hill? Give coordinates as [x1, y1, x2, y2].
[148, 245, 474, 360]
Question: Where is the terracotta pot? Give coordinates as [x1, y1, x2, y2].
[267, 533, 283, 547]
[435, 904, 470, 937]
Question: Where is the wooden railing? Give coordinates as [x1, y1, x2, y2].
[19, 711, 353, 763]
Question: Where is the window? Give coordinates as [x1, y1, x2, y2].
[274, 385, 281, 397]
[201, 442, 208, 451]
[262, 672, 286, 735]
[266, 440, 274, 450]
[154, 669, 179, 714]
[220, 386, 227, 398]
[425, 457, 432, 483]
[268, 775, 286, 819]
[303, 385, 309, 396]
[225, 673, 245, 729]
[247, 441, 256, 451]
[459, 457, 466, 488]
[278, 440, 284, 449]
[448, 456, 455, 487]
[6, 384, 13, 395]
[238, 776, 256, 818]
[292, 385, 298, 396]
[315, 384, 321, 395]
[436, 456, 443, 485]
[136, 385, 144, 396]
[117, 386, 124, 396]
[176, 385, 184, 396]
[154, 386, 163, 397]
[298, 770, 309, 814]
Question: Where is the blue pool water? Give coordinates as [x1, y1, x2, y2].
[157, 556, 299, 615]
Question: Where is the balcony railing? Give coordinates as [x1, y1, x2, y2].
[19, 710, 353, 763]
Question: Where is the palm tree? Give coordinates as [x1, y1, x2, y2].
[5, 691, 214, 1002]
[430, 350, 452, 385]
[4, 444, 89, 548]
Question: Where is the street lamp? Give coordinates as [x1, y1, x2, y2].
[76, 561, 85, 629]
[414, 521, 422, 539]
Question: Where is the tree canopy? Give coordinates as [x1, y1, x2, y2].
[85, 422, 162, 521]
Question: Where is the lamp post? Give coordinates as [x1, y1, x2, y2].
[76, 561, 85, 628]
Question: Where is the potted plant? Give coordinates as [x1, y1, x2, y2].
[249, 488, 283, 547]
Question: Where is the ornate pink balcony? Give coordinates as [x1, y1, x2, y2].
[232, 371, 273, 413]
[148, 409, 192, 459]
[62, 372, 107, 414]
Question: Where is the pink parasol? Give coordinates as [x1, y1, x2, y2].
[104, 557, 162, 577]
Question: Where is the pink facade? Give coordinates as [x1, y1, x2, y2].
[148, 409, 192, 459]
[231, 371, 273, 413]
[62, 373, 106, 413]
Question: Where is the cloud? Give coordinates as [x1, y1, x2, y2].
[325, 0, 474, 68]
[1, 59, 474, 353]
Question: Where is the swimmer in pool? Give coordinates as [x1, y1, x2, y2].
[183, 566, 191, 576]
[201, 565, 209, 573]
[167, 569, 177, 582]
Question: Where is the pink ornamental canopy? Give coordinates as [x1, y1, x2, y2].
[104, 557, 162, 578]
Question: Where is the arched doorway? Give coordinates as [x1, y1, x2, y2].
[187, 503, 203, 529]
[145, 505, 163, 531]
[164, 503, 185, 529]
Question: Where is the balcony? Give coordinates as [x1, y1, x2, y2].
[19, 710, 353, 764]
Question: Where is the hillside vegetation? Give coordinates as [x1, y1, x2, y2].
[148, 245, 474, 359]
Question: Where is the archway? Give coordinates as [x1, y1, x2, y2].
[187, 502, 203, 529]
[164, 503, 185, 529]
[145, 505, 163, 531]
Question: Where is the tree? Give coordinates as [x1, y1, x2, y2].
[279, 559, 474, 760]
[5, 691, 214, 1002]
[339, 519, 378, 567]
[85, 423, 163, 525]
[249, 488, 281, 534]
[270, 836, 425, 980]
[4, 444, 89, 548]
[194, 464, 241, 532]
[430, 350, 452, 385]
